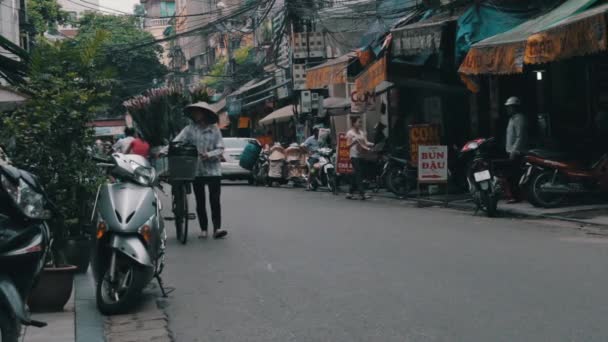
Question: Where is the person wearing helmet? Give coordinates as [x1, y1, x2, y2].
[504, 96, 528, 203]
[303, 125, 322, 190]
[172, 102, 228, 239]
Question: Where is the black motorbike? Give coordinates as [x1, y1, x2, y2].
[382, 147, 417, 197]
[0, 162, 51, 342]
[460, 137, 505, 217]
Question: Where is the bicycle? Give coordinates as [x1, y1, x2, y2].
[161, 142, 198, 245]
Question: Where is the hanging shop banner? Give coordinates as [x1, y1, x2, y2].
[524, 11, 607, 65]
[306, 60, 348, 89]
[459, 42, 526, 75]
[418, 145, 448, 184]
[337, 132, 353, 174]
[355, 56, 387, 96]
[409, 124, 441, 166]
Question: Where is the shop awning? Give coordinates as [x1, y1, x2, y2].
[354, 56, 388, 95]
[306, 53, 356, 89]
[459, 0, 601, 75]
[525, 2, 608, 64]
[259, 105, 295, 126]
[324, 97, 350, 110]
[391, 10, 462, 57]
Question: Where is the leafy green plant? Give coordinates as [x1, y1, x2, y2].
[2, 35, 112, 253]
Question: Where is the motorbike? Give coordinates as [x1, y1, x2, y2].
[307, 147, 337, 193]
[382, 148, 417, 197]
[460, 137, 505, 217]
[91, 153, 167, 315]
[519, 149, 608, 208]
[0, 156, 51, 341]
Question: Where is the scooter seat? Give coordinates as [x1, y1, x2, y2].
[0, 224, 41, 254]
[527, 149, 572, 161]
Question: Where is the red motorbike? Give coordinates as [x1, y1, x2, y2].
[519, 149, 608, 207]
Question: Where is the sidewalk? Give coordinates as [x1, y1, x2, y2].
[22, 271, 105, 342]
[349, 186, 608, 228]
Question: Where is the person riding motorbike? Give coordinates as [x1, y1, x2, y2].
[303, 125, 323, 190]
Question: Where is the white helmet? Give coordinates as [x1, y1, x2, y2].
[504, 96, 521, 106]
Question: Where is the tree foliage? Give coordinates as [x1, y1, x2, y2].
[73, 13, 167, 115]
[27, 0, 68, 36]
[2, 34, 112, 239]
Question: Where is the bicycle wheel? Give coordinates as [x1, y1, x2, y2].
[173, 184, 189, 244]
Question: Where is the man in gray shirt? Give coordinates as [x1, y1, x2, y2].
[504, 96, 527, 203]
[505, 96, 528, 159]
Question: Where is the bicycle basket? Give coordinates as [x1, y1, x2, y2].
[168, 142, 198, 181]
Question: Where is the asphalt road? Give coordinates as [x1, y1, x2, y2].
[160, 184, 608, 342]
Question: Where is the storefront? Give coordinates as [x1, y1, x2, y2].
[459, 0, 608, 155]
[389, 7, 471, 153]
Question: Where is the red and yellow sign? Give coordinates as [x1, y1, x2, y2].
[238, 117, 251, 129]
[355, 56, 387, 95]
[525, 13, 607, 65]
[409, 124, 441, 166]
[459, 42, 526, 76]
[337, 132, 353, 174]
[306, 62, 348, 89]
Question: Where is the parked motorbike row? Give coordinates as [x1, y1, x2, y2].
[0, 149, 168, 341]
[241, 141, 427, 198]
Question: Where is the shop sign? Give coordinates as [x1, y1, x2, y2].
[392, 26, 442, 56]
[409, 124, 441, 165]
[355, 56, 387, 95]
[337, 132, 353, 174]
[418, 145, 448, 183]
[524, 13, 607, 64]
[306, 62, 347, 89]
[238, 117, 250, 129]
[94, 126, 125, 137]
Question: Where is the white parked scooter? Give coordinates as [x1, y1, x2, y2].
[91, 153, 168, 315]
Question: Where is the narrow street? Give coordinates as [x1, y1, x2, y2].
[161, 185, 608, 342]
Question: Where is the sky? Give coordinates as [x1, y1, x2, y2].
[100, 0, 138, 14]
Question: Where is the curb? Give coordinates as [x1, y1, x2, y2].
[336, 187, 608, 230]
[74, 271, 105, 342]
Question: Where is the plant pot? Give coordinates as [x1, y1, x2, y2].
[28, 265, 77, 312]
[62, 236, 92, 273]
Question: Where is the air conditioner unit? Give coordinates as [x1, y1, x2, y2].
[301, 91, 312, 113]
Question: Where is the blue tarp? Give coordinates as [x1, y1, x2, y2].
[455, 3, 542, 64]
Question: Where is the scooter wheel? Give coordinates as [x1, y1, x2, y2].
[96, 254, 147, 315]
[0, 309, 20, 342]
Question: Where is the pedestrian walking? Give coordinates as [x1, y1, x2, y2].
[346, 116, 373, 200]
[126, 132, 151, 158]
[113, 127, 135, 153]
[504, 96, 528, 203]
[172, 102, 228, 239]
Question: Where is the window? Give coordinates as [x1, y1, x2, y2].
[160, 1, 175, 17]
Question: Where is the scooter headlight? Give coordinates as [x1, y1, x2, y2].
[1, 175, 49, 219]
[133, 166, 156, 186]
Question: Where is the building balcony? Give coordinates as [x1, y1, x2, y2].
[144, 18, 171, 28]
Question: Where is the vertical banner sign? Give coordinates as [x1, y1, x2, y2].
[418, 145, 448, 183]
[409, 124, 441, 166]
[337, 133, 353, 174]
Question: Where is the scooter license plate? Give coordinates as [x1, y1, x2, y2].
[474, 170, 491, 182]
